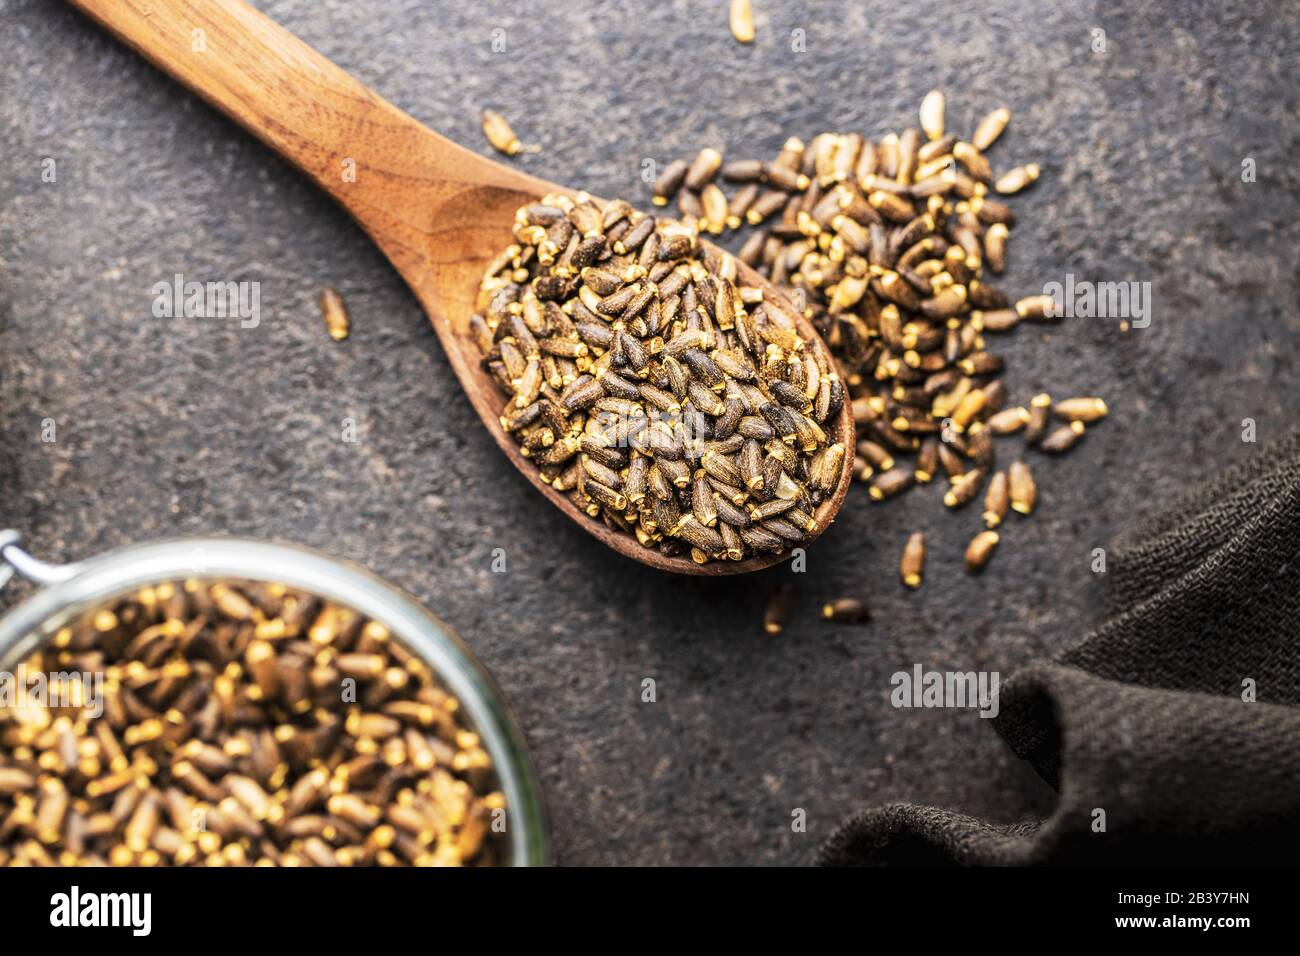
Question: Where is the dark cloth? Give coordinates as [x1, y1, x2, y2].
[819, 430, 1300, 865]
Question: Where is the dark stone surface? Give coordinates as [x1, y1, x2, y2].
[1, 0, 1296, 864]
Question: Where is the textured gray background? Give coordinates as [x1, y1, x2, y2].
[2, 0, 1297, 865]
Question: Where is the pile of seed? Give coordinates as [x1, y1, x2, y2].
[649, 92, 1108, 593]
[471, 193, 848, 564]
[0, 580, 504, 866]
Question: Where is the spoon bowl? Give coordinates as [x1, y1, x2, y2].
[68, 0, 855, 574]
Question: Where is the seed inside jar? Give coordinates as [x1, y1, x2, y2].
[0, 581, 506, 867]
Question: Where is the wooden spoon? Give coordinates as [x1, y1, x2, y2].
[67, 0, 855, 575]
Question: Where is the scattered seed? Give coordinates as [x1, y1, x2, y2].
[700, 183, 729, 234]
[1052, 397, 1108, 423]
[987, 406, 1030, 435]
[319, 286, 350, 342]
[1024, 393, 1052, 446]
[729, 0, 756, 43]
[684, 148, 724, 191]
[1015, 294, 1057, 321]
[983, 222, 1009, 274]
[983, 470, 1009, 528]
[971, 107, 1011, 152]
[976, 307, 1019, 332]
[965, 530, 1000, 573]
[822, 597, 870, 623]
[944, 468, 985, 509]
[481, 108, 527, 157]
[652, 159, 690, 206]
[869, 467, 914, 501]
[919, 90, 945, 141]
[914, 436, 938, 483]
[763, 584, 794, 634]
[995, 164, 1040, 195]
[964, 423, 995, 470]
[938, 440, 967, 481]
[1008, 460, 1036, 515]
[631, 93, 1106, 563]
[677, 188, 705, 223]
[952, 142, 992, 182]
[1039, 420, 1086, 454]
[900, 532, 926, 589]
[856, 440, 895, 473]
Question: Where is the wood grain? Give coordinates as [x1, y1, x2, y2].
[67, 0, 854, 575]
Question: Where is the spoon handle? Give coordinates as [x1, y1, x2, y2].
[66, 0, 551, 277]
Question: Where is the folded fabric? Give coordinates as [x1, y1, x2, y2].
[819, 429, 1300, 865]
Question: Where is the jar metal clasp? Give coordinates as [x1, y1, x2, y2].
[0, 530, 83, 592]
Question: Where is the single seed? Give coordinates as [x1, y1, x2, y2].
[856, 439, 895, 473]
[1008, 461, 1036, 515]
[652, 159, 689, 206]
[868, 467, 914, 501]
[1015, 294, 1058, 321]
[481, 108, 526, 157]
[210, 583, 256, 620]
[900, 532, 926, 589]
[701, 183, 729, 234]
[1040, 420, 1086, 454]
[821, 597, 870, 623]
[1052, 397, 1108, 423]
[987, 407, 1030, 435]
[971, 107, 1011, 152]
[919, 90, 945, 142]
[319, 286, 350, 341]
[944, 468, 984, 509]
[729, 0, 756, 43]
[983, 470, 1009, 528]
[722, 159, 766, 182]
[914, 436, 938, 483]
[0, 769, 35, 795]
[952, 142, 992, 182]
[965, 531, 1000, 574]
[938, 441, 967, 480]
[684, 148, 724, 191]
[975, 308, 1018, 332]
[763, 585, 794, 635]
[995, 163, 1040, 195]
[983, 223, 1009, 274]
[950, 388, 987, 430]
[1024, 393, 1052, 446]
